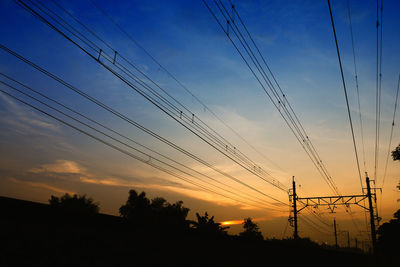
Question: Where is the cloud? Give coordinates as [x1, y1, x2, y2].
[29, 160, 84, 174]
[0, 92, 60, 136]
[8, 177, 76, 195]
[79, 174, 264, 210]
[21, 159, 270, 210]
[0, 94, 81, 163]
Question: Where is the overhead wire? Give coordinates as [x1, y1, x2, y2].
[298, 215, 332, 237]
[0, 86, 283, 210]
[0, 72, 283, 209]
[382, 75, 400, 191]
[204, 0, 375, 239]
[327, 0, 372, 238]
[85, 0, 286, 174]
[14, 0, 219, 182]
[45, 0, 286, 188]
[217, 0, 351, 229]
[346, 0, 367, 176]
[374, 0, 383, 183]
[378, 0, 384, 184]
[202, 0, 342, 196]
[345, 0, 371, 235]
[207, 0, 322, 186]
[224, 0, 340, 195]
[229, 0, 332, 186]
[7, 0, 387, 241]
[304, 207, 332, 230]
[17, 0, 288, 193]
[208, 1, 357, 239]
[327, 0, 363, 191]
[0, 42, 288, 206]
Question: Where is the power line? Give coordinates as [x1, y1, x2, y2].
[327, 0, 363, 191]
[0, 73, 283, 210]
[17, 0, 288, 193]
[207, 0, 340, 195]
[326, 0, 370, 237]
[345, 208, 363, 234]
[374, 0, 383, 183]
[86, 0, 286, 174]
[46, 0, 284, 184]
[344, 0, 374, 229]
[299, 215, 332, 237]
[344, 2, 374, 236]
[203, 0, 341, 196]
[0, 42, 288, 206]
[224, 0, 339, 192]
[347, 0, 367, 175]
[378, 0, 384, 183]
[0, 86, 283, 210]
[303, 200, 363, 238]
[304, 207, 332, 230]
[382, 74, 400, 189]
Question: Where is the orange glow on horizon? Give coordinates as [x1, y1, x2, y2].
[220, 220, 243, 226]
[219, 216, 275, 226]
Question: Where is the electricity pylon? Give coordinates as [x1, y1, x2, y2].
[288, 175, 380, 254]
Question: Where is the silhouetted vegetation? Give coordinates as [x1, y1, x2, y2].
[0, 191, 385, 266]
[391, 149, 400, 201]
[239, 217, 264, 240]
[391, 144, 400, 161]
[191, 212, 229, 236]
[377, 209, 400, 263]
[119, 189, 189, 232]
[119, 190, 151, 223]
[49, 193, 100, 215]
[397, 181, 400, 202]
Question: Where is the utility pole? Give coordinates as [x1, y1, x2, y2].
[334, 218, 338, 248]
[366, 175, 377, 254]
[292, 176, 298, 239]
[289, 175, 379, 254]
[347, 231, 350, 248]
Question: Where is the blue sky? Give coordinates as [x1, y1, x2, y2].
[1, 0, 400, 244]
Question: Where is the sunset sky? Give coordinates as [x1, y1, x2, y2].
[1, 0, 399, 247]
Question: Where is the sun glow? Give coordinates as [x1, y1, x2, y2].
[220, 220, 243, 226]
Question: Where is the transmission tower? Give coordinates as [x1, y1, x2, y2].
[288, 175, 380, 254]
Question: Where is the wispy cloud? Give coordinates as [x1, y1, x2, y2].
[8, 177, 76, 195]
[29, 160, 84, 174]
[10, 159, 265, 210]
[0, 92, 60, 135]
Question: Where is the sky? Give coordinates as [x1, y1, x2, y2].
[0, 0, 399, 248]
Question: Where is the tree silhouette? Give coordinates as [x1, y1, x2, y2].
[119, 190, 151, 226]
[153, 198, 190, 230]
[151, 197, 168, 210]
[397, 182, 400, 202]
[391, 146, 400, 201]
[239, 217, 263, 240]
[377, 209, 400, 256]
[191, 212, 229, 236]
[49, 193, 99, 215]
[164, 200, 189, 225]
[391, 144, 400, 161]
[119, 189, 189, 231]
